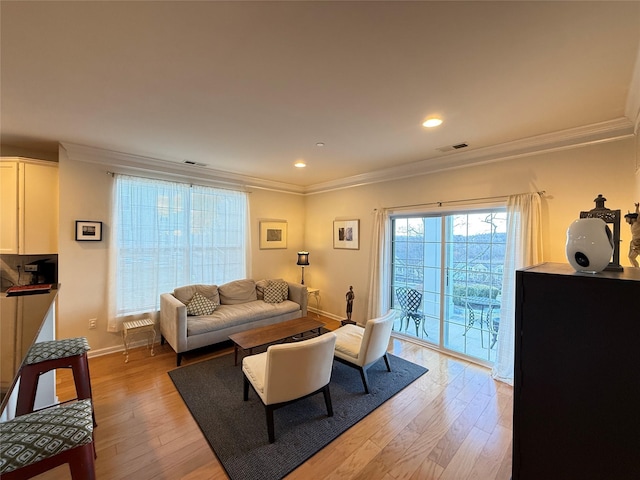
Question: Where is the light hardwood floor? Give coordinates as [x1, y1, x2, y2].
[35, 317, 513, 480]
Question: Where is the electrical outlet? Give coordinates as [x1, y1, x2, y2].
[89, 319, 97, 329]
[24, 264, 38, 272]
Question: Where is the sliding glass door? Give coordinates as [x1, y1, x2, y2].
[391, 209, 506, 364]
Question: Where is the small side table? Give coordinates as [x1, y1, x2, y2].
[306, 288, 321, 318]
[122, 317, 156, 363]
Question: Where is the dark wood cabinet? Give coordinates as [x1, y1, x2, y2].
[513, 263, 640, 480]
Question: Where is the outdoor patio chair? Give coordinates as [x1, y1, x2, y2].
[395, 287, 427, 337]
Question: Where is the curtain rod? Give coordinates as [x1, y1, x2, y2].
[106, 170, 251, 194]
[380, 190, 546, 211]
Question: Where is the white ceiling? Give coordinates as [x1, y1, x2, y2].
[2, 1, 639, 193]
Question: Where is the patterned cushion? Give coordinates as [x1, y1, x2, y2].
[186, 292, 217, 316]
[0, 399, 94, 474]
[263, 284, 283, 303]
[173, 284, 219, 306]
[263, 281, 288, 304]
[25, 337, 90, 365]
[256, 278, 287, 300]
[276, 281, 288, 301]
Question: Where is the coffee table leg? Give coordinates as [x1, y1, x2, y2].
[234, 345, 238, 366]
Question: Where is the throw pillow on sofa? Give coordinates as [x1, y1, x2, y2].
[256, 278, 288, 300]
[187, 291, 217, 316]
[275, 280, 288, 300]
[174, 284, 220, 306]
[263, 280, 289, 304]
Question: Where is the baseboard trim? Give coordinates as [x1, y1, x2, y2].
[87, 338, 159, 359]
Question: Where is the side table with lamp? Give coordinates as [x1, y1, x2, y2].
[296, 251, 321, 318]
[306, 288, 321, 318]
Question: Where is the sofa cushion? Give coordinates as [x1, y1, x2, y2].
[276, 280, 288, 301]
[263, 283, 284, 303]
[187, 291, 217, 316]
[263, 280, 289, 303]
[255, 279, 270, 300]
[256, 278, 289, 300]
[218, 279, 257, 305]
[187, 300, 301, 336]
[174, 284, 219, 306]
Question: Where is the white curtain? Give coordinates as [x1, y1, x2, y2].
[367, 208, 390, 319]
[107, 178, 119, 332]
[491, 192, 543, 385]
[107, 174, 247, 332]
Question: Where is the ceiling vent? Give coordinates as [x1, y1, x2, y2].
[437, 142, 469, 153]
[183, 160, 207, 167]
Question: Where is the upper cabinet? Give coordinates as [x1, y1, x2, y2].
[0, 158, 58, 254]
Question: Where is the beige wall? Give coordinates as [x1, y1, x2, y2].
[304, 138, 637, 324]
[248, 189, 306, 282]
[58, 148, 113, 350]
[11, 136, 638, 354]
[636, 126, 640, 198]
[57, 147, 306, 352]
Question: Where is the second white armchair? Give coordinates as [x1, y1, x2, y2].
[332, 310, 396, 394]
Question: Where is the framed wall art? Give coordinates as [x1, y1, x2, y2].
[260, 221, 288, 249]
[333, 219, 359, 249]
[76, 220, 103, 241]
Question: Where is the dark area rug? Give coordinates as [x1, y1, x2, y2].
[168, 352, 428, 480]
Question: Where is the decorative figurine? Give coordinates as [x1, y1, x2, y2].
[345, 286, 354, 321]
[624, 202, 640, 267]
[579, 194, 622, 271]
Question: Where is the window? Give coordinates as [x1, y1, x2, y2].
[391, 209, 506, 363]
[113, 175, 247, 316]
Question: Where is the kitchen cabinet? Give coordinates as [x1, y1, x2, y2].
[0, 157, 58, 254]
[513, 262, 640, 480]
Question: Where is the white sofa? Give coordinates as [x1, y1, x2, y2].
[160, 279, 308, 366]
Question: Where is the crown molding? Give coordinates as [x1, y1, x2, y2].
[625, 43, 640, 124]
[61, 118, 634, 196]
[303, 118, 635, 195]
[60, 142, 306, 194]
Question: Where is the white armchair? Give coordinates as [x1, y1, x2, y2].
[242, 332, 337, 443]
[332, 310, 396, 393]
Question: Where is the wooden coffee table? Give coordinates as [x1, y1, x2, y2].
[229, 317, 325, 365]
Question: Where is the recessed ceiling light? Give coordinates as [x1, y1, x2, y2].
[316, 142, 325, 147]
[294, 161, 306, 168]
[422, 118, 443, 128]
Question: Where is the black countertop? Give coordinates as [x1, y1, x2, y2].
[519, 262, 640, 280]
[0, 287, 59, 413]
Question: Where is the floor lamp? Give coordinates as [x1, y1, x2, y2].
[297, 251, 309, 285]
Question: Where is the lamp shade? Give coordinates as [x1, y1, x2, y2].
[297, 251, 309, 266]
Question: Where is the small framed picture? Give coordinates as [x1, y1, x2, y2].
[259, 221, 287, 249]
[333, 219, 359, 250]
[76, 221, 103, 241]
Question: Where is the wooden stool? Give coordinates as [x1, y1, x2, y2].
[16, 337, 96, 426]
[0, 399, 95, 480]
